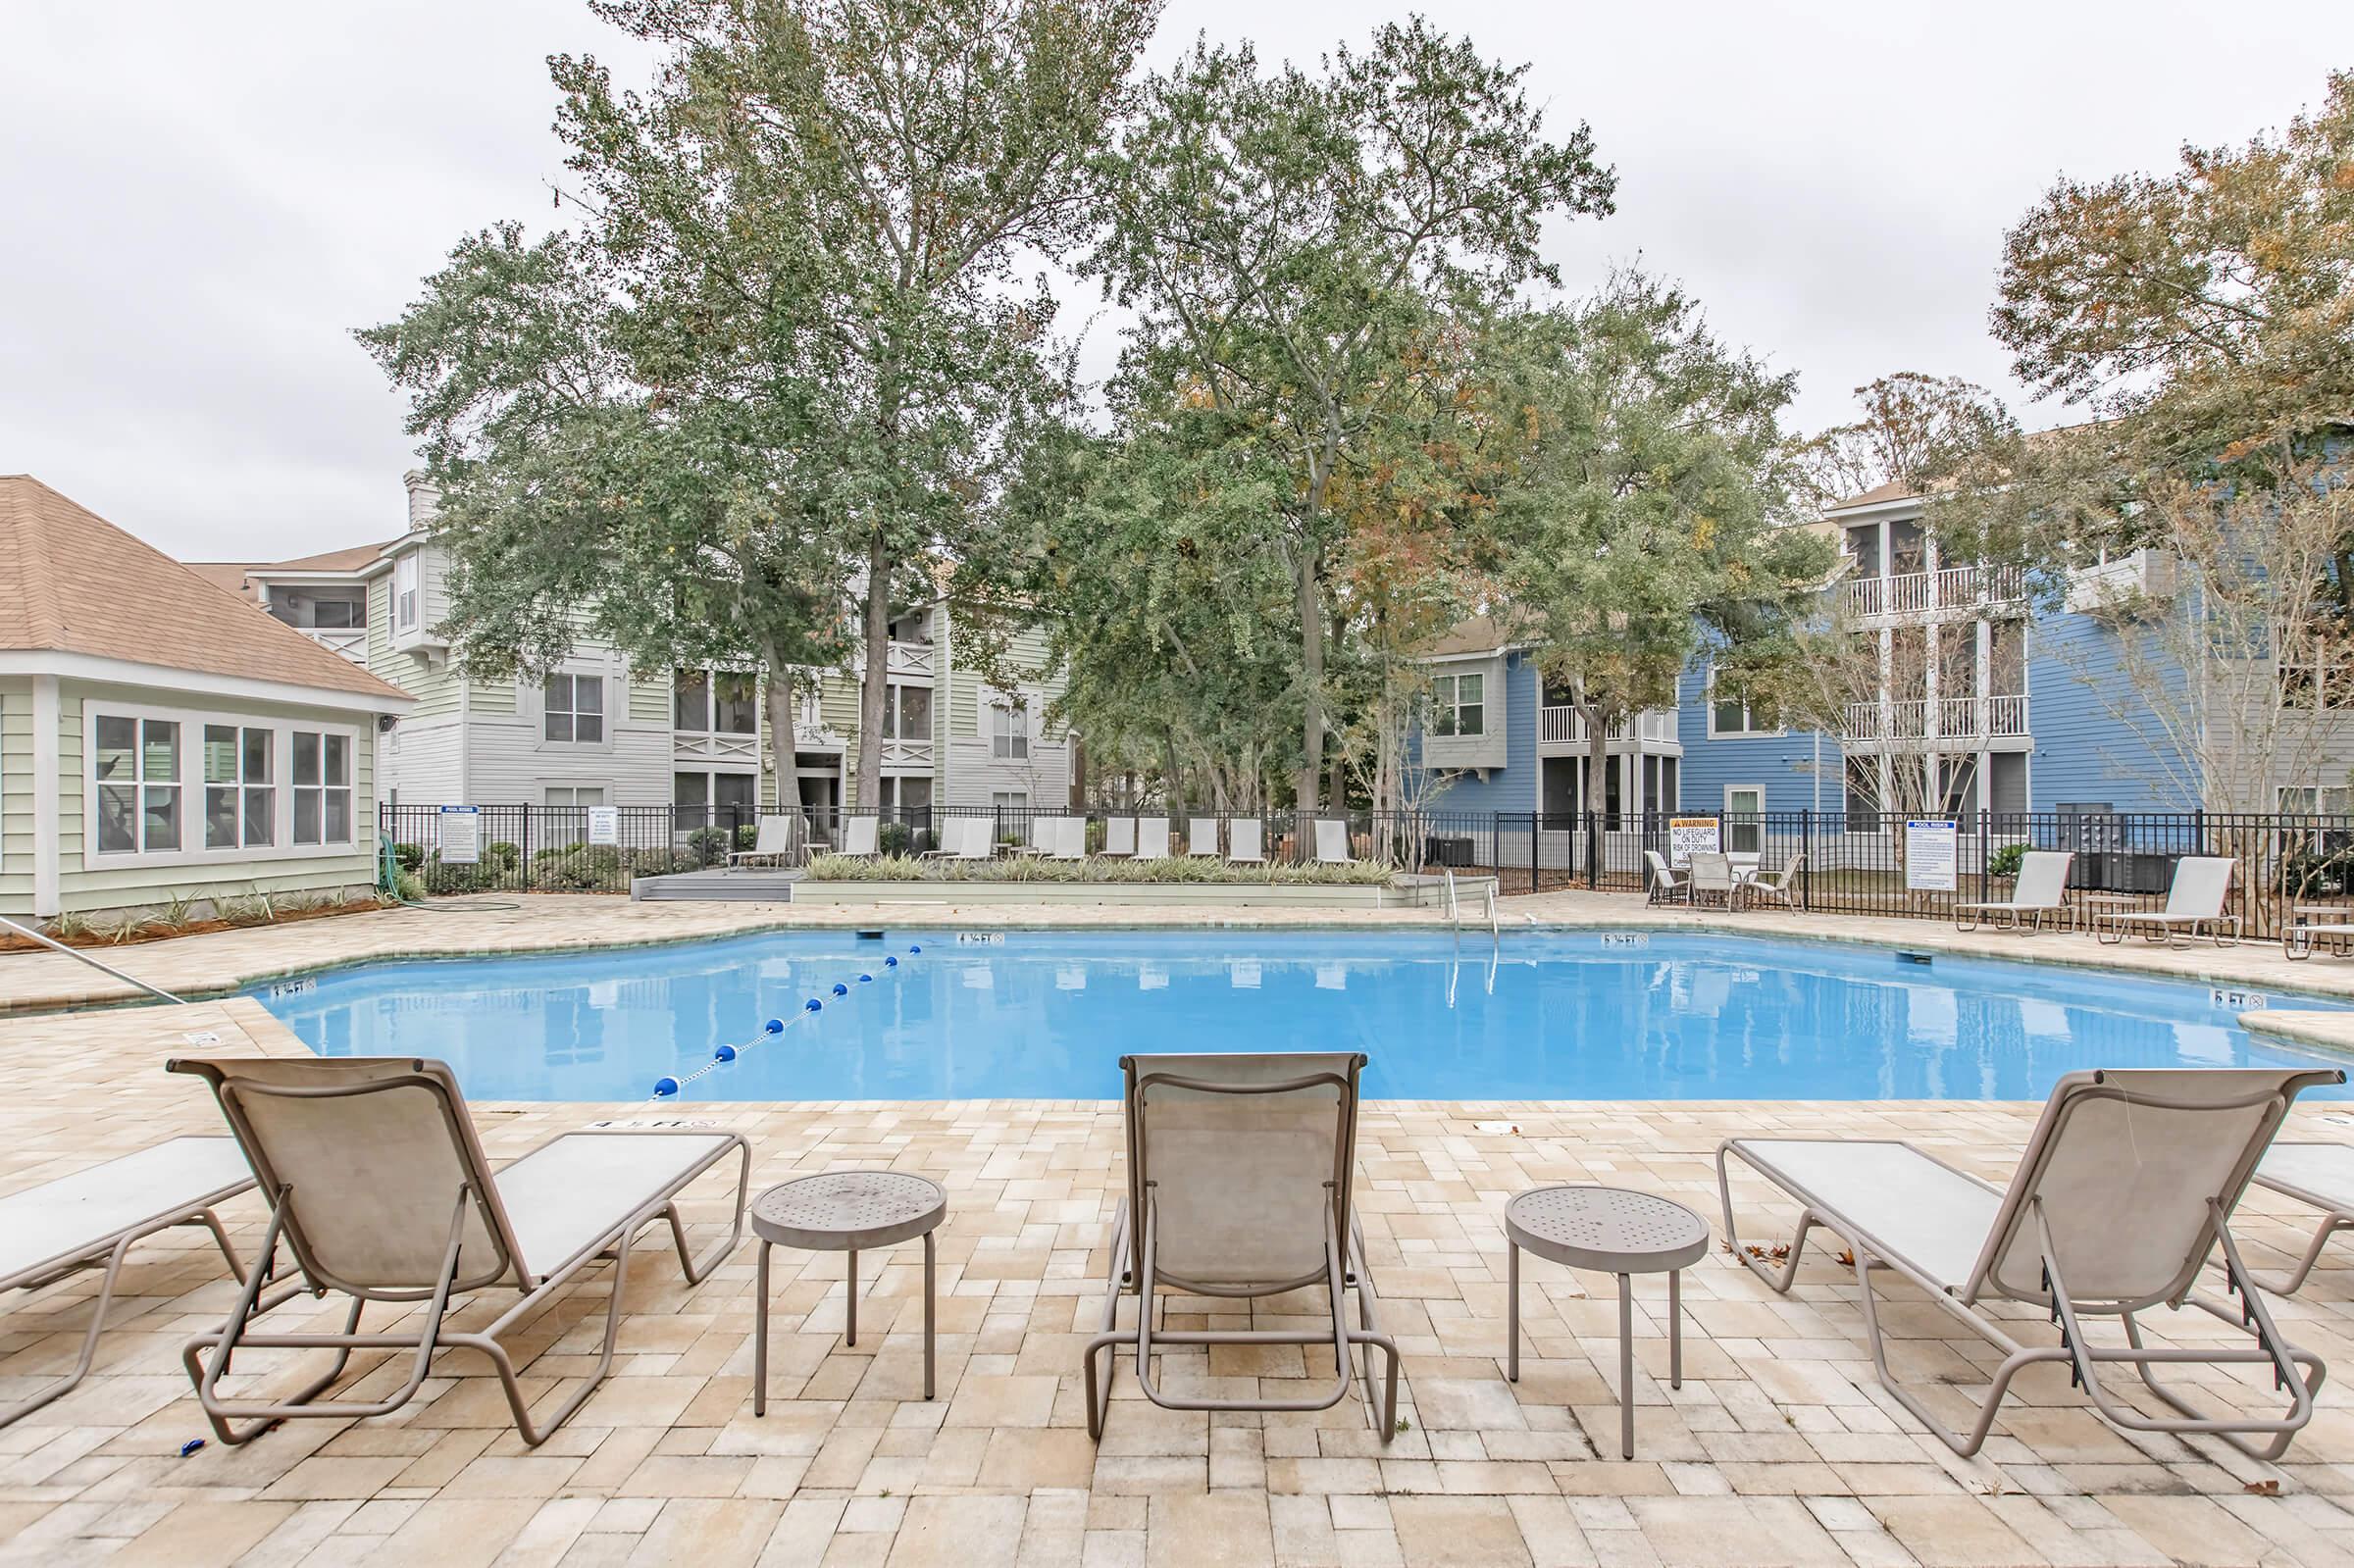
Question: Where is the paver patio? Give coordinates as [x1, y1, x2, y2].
[6, 894, 2354, 1565]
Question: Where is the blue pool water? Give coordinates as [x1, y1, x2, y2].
[250, 930, 2354, 1104]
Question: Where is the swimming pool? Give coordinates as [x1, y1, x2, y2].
[249, 929, 2354, 1104]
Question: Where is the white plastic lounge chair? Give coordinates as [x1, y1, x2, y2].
[1084, 1052, 1399, 1442]
[0, 1137, 257, 1429]
[2248, 1142, 2354, 1295]
[1955, 850, 2073, 932]
[728, 815, 802, 871]
[171, 1056, 749, 1447]
[1743, 852, 1805, 910]
[1643, 849, 1688, 905]
[1718, 1066, 2342, 1459]
[1186, 818, 1219, 857]
[2094, 855, 2240, 946]
[1049, 816, 1088, 861]
[1227, 819, 1266, 866]
[1103, 817, 1138, 857]
[835, 816, 881, 860]
[918, 817, 973, 859]
[1313, 819, 1355, 865]
[1688, 852, 1737, 909]
[1136, 819, 1172, 860]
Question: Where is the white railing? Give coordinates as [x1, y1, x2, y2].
[1844, 563, 2027, 620]
[886, 640, 936, 680]
[303, 627, 369, 665]
[1540, 705, 1580, 743]
[1539, 706, 1677, 745]
[1844, 694, 2029, 743]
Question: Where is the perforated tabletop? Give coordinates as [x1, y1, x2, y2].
[1505, 1186, 1709, 1275]
[750, 1171, 947, 1252]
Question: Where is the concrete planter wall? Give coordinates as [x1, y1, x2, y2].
[790, 876, 1495, 910]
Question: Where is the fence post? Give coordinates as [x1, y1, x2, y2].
[1801, 808, 1812, 910]
[1584, 808, 1599, 888]
[1977, 807, 1989, 905]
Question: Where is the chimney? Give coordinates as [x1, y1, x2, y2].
[402, 470, 441, 530]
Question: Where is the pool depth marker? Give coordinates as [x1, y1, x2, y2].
[650, 943, 921, 1099]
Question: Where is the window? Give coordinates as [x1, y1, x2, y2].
[291, 731, 351, 845]
[1429, 672, 1484, 737]
[543, 673, 604, 743]
[1724, 785, 1765, 856]
[545, 785, 606, 807]
[203, 725, 274, 849]
[94, 716, 180, 853]
[879, 776, 934, 813]
[991, 790, 1029, 810]
[674, 771, 755, 830]
[311, 597, 362, 630]
[2278, 643, 2354, 710]
[2280, 787, 2353, 815]
[394, 553, 419, 631]
[882, 682, 932, 740]
[674, 671, 759, 734]
[1843, 756, 1881, 835]
[674, 671, 709, 731]
[1708, 673, 1773, 736]
[990, 697, 1029, 759]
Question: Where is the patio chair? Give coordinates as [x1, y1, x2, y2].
[1954, 850, 2073, 932]
[1048, 816, 1088, 861]
[1, 1137, 257, 1429]
[2094, 855, 2241, 946]
[728, 815, 803, 871]
[1717, 1066, 2342, 1459]
[1103, 817, 1138, 858]
[918, 816, 973, 860]
[1313, 819, 1356, 866]
[835, 816, 881, 860]
[1642, 849, 1688, 905]
[1136, 819, 1172, 860]
[1227, 819, 1266, 866]
[1688, 852, 1737, 908]
[1743, 852, 1805, 910]
[169, 1056, 749, 1448]
[2245, 1142, 2354, 1295]
[1084, 1052, 1400, 1442]
[1185, 817, 1220, 858]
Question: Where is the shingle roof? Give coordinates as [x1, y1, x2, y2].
[0, 477, 408, 704]
[1827, 480, 1916, 511]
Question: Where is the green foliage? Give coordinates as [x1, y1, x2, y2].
[805, 852, 1389, 885]
[392, 842, 426, 873]
[877, 821, 914, 858]
[393, 870, 428, 903]
[43, 909, 90, 942]
[1985, 843, 2027, 880]
[687, 828, 732, 866]
[735, 823, 761, 850]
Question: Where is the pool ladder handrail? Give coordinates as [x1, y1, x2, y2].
[0, 913, 184, 1004]
[1442, 870, 1500, 943]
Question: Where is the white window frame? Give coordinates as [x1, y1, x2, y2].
[1706, 671, 1780, 738]
[540, 670, 608, 747]
[673, 668, 760, 735]
[990, 789, 1029, 811]
[1723, 784, 1766, 856]
[2279, 785, 2353, 815]
[84, 701, 364, 869]
[543, 784, 608, 808]
[288, 729, 355, 847]
[394, 553, 420, 632]
[882, 681, 933, 741]
[202, 723, 276, 850]
[1428, 672, 1485, 737]
[988, 693, 1030, 759]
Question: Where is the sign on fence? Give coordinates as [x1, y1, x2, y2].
[1903, 819, 1958, 891]
[438, 804, 482, 864]
[587, 805, 620, 846]
[1667, 817, 1720, 867]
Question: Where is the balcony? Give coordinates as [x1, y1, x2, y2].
[1842, 694, 2029, 744]
[1539, 707, 1678, 746]
[886, 639, 936, 681]
[1843, 563, 2026, 620]
[299, 627, 369, 666]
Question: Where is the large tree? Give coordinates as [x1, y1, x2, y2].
[1085, 20, 1615, 811]
[365, 0, 1155, 805]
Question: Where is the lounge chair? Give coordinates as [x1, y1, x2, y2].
[1103, 817, 1138, 858]
[1185, 818, 1219, 857]
[1313, 819, 1355, 865]
[1718, 1066, 2341, 1459]
[2093, 855, 2240, 946]
[1955, 850, 2073, 932]
[1048, 816, 1088, 861]
[1227, 819, 1266, 866]
[1136, 819, 1172, 860]
[1688, 852, 1737, 908]
[728, 815, 804, 871]
[1642, 849, 1688, 905]
[1084, 1052, 1400, 1442]
[1742, 852, 1805, 910]
[835, 816, 881, 860]
[170, 1056, 749, 1447]
[1, 1137, 257, 1428]
[2247, 1142, 2354, 1295]
[919, 817, 974, 859]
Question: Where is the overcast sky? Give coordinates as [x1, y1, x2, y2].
[3, 3, 2340, 562]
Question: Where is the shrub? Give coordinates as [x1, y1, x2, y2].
[485, 840, 522, 869]
[1984, 843, 2026, 880]
[687, 827, 731, 865]
[393, 870, 426, 903]
[878, 821, 914, 857]
[802, 853, 1391, 886]
[735, 823, 761, 850]
[392, 841, 426, 872]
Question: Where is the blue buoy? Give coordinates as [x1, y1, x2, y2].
[909, 943, 921, 953]
[884, 956, 898, 968]
[765, 1018, 784, 1034]
[713, 1043, 738, 1062]
[858, 973, 873, 983]
[179, 1438, 206, 1458]
[806, 997, 824, 1012]
[832, 982, 849, 996]
[653, 1076, 681, 1097]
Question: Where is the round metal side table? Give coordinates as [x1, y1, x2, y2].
[1505, 1185, 1709, 1459]
[751, 1170, 947, 1413]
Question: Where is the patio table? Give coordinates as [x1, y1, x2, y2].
[751, 1170, 946, 1413]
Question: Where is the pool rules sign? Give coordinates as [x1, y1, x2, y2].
[1904, 819, 1959, 891]
[439, 804, 482, 865]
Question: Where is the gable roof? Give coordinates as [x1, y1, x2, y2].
[0, 476, 409, 705]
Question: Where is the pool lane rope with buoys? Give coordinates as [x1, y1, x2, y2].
[649, 943, 921, 1100]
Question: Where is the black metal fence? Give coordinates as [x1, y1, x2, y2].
[378, 801, 2354, 935]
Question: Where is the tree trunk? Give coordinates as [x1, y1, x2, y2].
[1581, 696, 1610, 832]
[1295, 548, 1325, 813]
[854, 529, 891, 812]
[761, 651, 800, 843]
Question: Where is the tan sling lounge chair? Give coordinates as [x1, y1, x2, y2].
[1312, 819, 1355, 866]
[1085, 1052, 1400, 1442]
[1185, 817, 1220, 857]
[171, 1056, 748, 1447]
[1226, 818, 1266, 866]
[1, 1137, 257, 1428]
[1954, 849, 2073, 932]
[1718, 1067, 2341, 1459]
[2093, 855, 2240, 946]
[2247, 1142, 2354, 1295]
[1135, 819, 1172, 860]
[729, 814, 806, 871]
